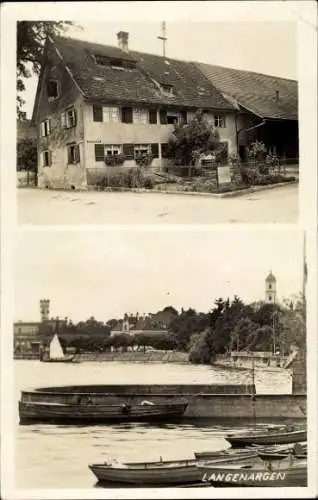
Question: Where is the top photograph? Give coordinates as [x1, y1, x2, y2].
[17, 21, 299, 225]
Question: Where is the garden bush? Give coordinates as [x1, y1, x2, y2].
[95, 168, 154, 190]
[135, 152, 153, 167]
[104, 154, 125, 166]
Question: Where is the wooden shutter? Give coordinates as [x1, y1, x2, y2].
[75, 145, 80, 163]
[149, 109, 157, 124]
[47, 120, 51, 135]
[48, 151, 52, 166]
[122, 107, 133, 123]
[180, 110, 187, 125]
[94, 144, 105, 161]
[93, 105, 103, 122]
[72, 109, 77, 127]
[151, 143, 159, 158]
[40, 122, 45, 137]
[159, 110, 167, 124]
[123, 143, 134, 159]
[61, 112, 66, 128]
[67, 146, 72, 164]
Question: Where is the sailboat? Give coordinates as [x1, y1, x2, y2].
[42, 334, 78, 363]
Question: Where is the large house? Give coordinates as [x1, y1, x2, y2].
[32, 31, 298, 190]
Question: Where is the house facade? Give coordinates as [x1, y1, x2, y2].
[32, 33, 240, 190]
[32, 32, 298, 190]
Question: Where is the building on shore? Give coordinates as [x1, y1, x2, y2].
[14, 299, 67, 359]
[32, 31, 298, 190]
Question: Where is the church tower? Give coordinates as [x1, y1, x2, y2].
[265, 271, 276, 304]
[40, 299, 50, 322]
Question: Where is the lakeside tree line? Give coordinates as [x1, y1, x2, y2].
[39, 294, 306, 364]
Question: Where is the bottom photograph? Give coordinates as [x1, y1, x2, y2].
[13, 229, 307, 490]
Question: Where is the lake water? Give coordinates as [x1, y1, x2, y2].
[15, 360, 293, 489]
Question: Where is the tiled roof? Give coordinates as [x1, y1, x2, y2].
[197, 63, 298, 120]
[51, 36, 235, 110]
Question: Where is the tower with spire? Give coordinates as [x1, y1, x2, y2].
[265, 271, 276, 304]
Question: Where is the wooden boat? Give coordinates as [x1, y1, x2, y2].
[195, 448, 259, 461]
[225, 427, 307, 447]
[257, 442, 307, 461]
[19, 400, 188, 425]
[89, 458, 201, 485]
[198, 456, 307, 487]
[41, 334, 79, 363]
[196, 441, 307, 461]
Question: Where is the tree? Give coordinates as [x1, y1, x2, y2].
[17, 21, 76, 118]
[188, 329, 211, 364]
[167, 110, 220, 166]
[17, 138, 38, 184]
[228, 317, 260, 352]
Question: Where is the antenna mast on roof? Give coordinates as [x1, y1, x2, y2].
[157, 21, 167, 57]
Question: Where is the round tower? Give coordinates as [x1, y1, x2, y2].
[265, 271, 276, 304]
[40, 299, 50, 322]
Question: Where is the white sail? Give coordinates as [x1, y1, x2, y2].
[49, 334, 64, 359]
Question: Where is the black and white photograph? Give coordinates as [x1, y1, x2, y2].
[13, 229, 307, 489]
[0, 1, 317, 500]
[16, 17, 300, 224]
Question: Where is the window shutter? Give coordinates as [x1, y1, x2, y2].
[93, 105, 103, 122]
[122, 107, 133, 123]
[94, 144, 104, 161]
[75, 145, 80, 163]
[180, 110, 187, 125]
[40, 152, 44, 167]
[123, 143, 134, 159]
[159, 110, 167, 124]
[47, 120, 51, 135]
[40, 122, 45, 137]
[72, 109, 77, 127]
[149, 109, 157, 124]
[67, 146, 72, 164]
[61, 112, 66, 128]
[48, 151, 52, 166]
[151, 143, 159, 158]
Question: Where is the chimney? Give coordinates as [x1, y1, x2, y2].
[117, 31, 129, 53]
[275, 90, 280, 101]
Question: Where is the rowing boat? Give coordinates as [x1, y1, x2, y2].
[19, 400, 188, 425]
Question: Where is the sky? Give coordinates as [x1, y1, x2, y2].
[21, 19, 297, 119]
[14, 229, 304, 323]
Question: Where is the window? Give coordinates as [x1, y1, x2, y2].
[161, 83, 174, 95]
[134, 144, 151, 157]
[121, 107, 133, 124]
[268, 295, 272, 301]
[214, 114, 226, 128]
[67, 144, 80, 164]
[105, 145, 122, 156]
[47, 80, 59, 100]
[133, 108, 149, 124]
[41, 150, 51, 167]
[268, 284, 272, 290]
[102, 106, 120, 123]
[61, 108, 77, 129]
[167, 114, 179, 125]
[40, 119, 50, 137]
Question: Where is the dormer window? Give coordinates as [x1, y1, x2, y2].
[93, 53, 136, 70]
[47, 80, 59, 101]
[161, 83, 174, 95]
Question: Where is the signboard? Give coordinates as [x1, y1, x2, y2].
[217, 166, 231, 184]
